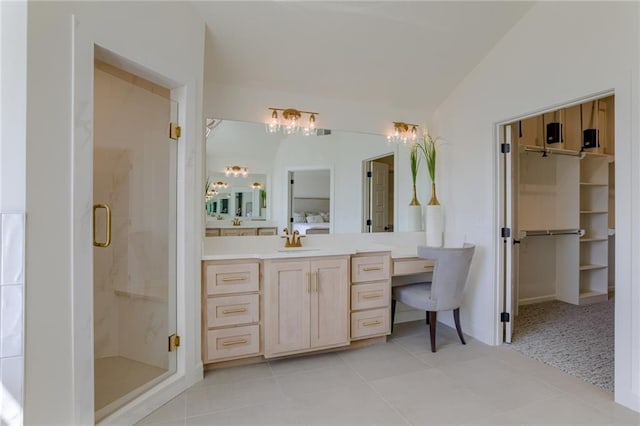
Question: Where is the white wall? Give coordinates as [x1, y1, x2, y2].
[292, 170, 330, 198]
[431, 2, 638, 411]
[0, 2, 26, 425]
[24, 2, 204, 424]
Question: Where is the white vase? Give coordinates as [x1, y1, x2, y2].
[407, 205, 423, 231]
[425, 204, 443, 247]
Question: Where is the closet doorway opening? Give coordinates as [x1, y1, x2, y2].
[362, 153, 395, 233]
[499, 93, 615, 393]
[93, 57, 179, 421]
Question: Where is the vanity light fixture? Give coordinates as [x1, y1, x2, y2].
[224, 165, 248, 177]
[387, 122, 419, 145]
[211, 181, 228, 189]
[266, 107, 319, 136]
[251, 182, 262, 189]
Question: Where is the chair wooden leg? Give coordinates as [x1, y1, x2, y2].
[391, 299, 396, 333]
[426, 311, 429, 324]
[453, 308, 466, 345]
[429, 311, 437, 352]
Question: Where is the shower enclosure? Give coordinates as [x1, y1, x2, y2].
[93, 60, 178, 421]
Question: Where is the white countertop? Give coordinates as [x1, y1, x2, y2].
[202, 231, 427, 261]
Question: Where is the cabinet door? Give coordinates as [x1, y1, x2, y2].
[310, 257, 349, 349]
[264, 260, 311, 357]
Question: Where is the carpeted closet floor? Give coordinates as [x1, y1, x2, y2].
[510, 298, 614, 393]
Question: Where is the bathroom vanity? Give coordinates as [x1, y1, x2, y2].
[201, 232, 432, 367]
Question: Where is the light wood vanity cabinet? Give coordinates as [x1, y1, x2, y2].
[206, 226, 277, 237]
[202, 260, 261, 363]
[263, 256, 349, 358]
[350, 253, 391, 340]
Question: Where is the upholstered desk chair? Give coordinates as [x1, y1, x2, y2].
[391, 243, 475, 352]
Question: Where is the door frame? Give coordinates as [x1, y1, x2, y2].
[495, 89, 615, 345]
[72, 23, 202, 425]
[285, 166, 334, 234]
[361, 152, 395, 233]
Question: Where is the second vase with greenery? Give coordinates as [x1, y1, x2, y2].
[418, 130, 443, 246]
[407, 144, 423, 231]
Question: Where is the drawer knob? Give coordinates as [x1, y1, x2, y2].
[222, 307, 247, 314]
[222, 338, 248, 346]
[362, 320, 382, 327]
[221, 276, 247, 282]
[362, 293, 382, 299]
[362, 266, 382, 272]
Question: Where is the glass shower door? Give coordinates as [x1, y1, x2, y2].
[93, 62, 177, 421]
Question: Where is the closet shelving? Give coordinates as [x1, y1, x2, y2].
[578, 152, 610, 304]
[513, 95, 614, 306]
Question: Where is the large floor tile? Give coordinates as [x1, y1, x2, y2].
[287, 383, 408, 425]
[269, 351, 346, 376]
[186, 377, 285, 418]
[193, 362, 273, 388]
[488, 393, 615, 425]
[369, 368, 460, 404]
[347, 350, 430, 381]
[391, 385, 497, 425]
[136, 393, 186, 425]
[274, 363, 368, 398]
[186, 399, 298, 425]
[464, 372, 562, 412]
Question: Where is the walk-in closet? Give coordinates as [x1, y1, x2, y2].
[503, 94, 615, 392]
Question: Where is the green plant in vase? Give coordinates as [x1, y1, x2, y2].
[409, 144, 421, 206]
[260, 189, 267, 208]
[417, 130, 439, 206]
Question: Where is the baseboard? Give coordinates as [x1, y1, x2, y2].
[519, 295, 556, 305]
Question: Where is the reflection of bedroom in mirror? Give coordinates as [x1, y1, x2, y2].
[363, 154, 394, 232]
[288, 169, 331, 235]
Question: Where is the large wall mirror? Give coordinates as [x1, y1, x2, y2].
[205, 118, 400, 236]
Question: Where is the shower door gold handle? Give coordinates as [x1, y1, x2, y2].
[93, 203, 112, 247]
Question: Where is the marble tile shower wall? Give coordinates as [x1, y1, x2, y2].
[0, 213, 25, 426]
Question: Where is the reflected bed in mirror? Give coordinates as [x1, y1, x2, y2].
[205, 118, 399, 237]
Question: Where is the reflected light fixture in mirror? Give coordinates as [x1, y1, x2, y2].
[224, 165, 248, 177]
[387, 121, 419, 145]
[251, 182, 262, 189]
[211, 181, 228, 189]
[266, 107, 319, 136]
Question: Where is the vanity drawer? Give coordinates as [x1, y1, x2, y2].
[351, 282, 389, 311]
[220, 228, 258, 236]
[393, 258, 434, 276]
[207, 294, 259, 328]
[257, 227, 277, 236]
[205, 228, 220, 237]
[351, 255, 390, 283]
[206, 325, 260, 361]
[351, 308, 390, 340]
[205, 262, 259, 295]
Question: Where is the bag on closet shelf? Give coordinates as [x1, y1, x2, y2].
[582, 100, 599, 149]
[544, 110, 563, 144]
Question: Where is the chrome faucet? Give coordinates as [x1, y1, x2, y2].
[281, 228, 304, 248]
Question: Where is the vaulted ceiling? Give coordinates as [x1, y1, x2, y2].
[191, 1, 534, 115]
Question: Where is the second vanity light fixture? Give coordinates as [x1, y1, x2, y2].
[266, 107, 319, 136]
[387, 122, 419, 144]
[224, 165, 248, 177]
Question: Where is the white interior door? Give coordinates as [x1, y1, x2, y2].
[371, 161, 389, 232]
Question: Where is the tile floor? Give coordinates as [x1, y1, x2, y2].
[138, 321, 640, 425]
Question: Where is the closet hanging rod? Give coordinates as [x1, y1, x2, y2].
[520, 145, 585, 158]
[519, 229, 582, 238]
